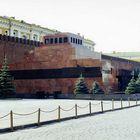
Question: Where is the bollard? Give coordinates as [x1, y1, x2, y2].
[121, 98, 123, 109]
[112, 99, 114, 110]
[89, 102, 91, 115]
[75, 104, 77, 118]
[128, 97, 130, 107]
[58, 106, 61, 120]
[101, 101, 103, 112]
[10, 110, 14, 131]
[38, 108, 41, 126]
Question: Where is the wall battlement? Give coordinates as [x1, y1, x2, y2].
[0, 34, 43, 47]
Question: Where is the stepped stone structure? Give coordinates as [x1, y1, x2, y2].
[0, 33, 140, 95]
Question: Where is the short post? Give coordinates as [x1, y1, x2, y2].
[89, 102, 91, 115]
[121, 98, 123, 109]
[128, 97, 130, 107]
[112, 99, 114, 110]
[38, 108, 41, 126]
[58, 106, 61, 120]
[10, 110, 14, 131]
[75, 104, 77, 118]
[136, 98, 138, 106]
[101, 101, 103, 112]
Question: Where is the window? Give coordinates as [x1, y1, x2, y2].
[73, 38, 75, 43]
[23, 35, 26, 39]
[33, 34, 38, 41]
[45, 39, 49, 44]
[78, 39, 80, 44]
[76, 38, 77, 44]
[64, 37, 68, 43]
[5, 31, 8, 35]
[13, 30, 18, 37]
[55, 38, 58, 43]
[59, 37, 62, 43]
[71, 37, 73, 43]
[50, 38, 53, 44]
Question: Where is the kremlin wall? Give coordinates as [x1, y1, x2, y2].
[0, 16, 140, 96]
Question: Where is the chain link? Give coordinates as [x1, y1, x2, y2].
[13, 110, 38, 116]
[41, 108, 58, 113]
[0, 113, 10, 120]
[60, 106, 75, 111]
[77, 104, 89, 109]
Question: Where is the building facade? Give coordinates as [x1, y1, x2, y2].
[0, 36, 140, 95]
[44, 32, 95, 50]
[83, 38, 95, 51]
[0, 16, 95, 51]
[0, 16, 57, 42]
[0, 16, 139, 96]
[44, 32, 99, 59]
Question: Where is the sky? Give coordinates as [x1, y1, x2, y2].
[0, 0, 140, 53]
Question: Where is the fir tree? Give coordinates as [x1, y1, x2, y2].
[90, 81, 104, 94]
[74, 74, 89, 95]
[135, 72, 140, 93]
[0, 56, 16, 98]
[125, 76, 136, 94]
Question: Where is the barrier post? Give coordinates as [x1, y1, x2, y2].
[38, 108, 41, 126]
[75, 104, 77, 118]
[58, 106, 61, 120]
[101, 101, 103, 112]
[112, 99, 114, 110]
[121, 98, 123, 108]
[89, 102, 91, 115]
[128, 97, 130, 107]
[10, 110, 14, 131]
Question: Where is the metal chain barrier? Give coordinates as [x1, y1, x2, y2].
[40, 107, 58, 113]
[0, 99, 139, 132]
[60, 106, 75, 111]
[0, 113, 10, 120]
[13, 110, 38, 116]
[77, 104, 89, 109]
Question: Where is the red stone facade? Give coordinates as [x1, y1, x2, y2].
[0, 40, 103, 94]
[0, 40, 140, 94]
[15, 77, 102, 94]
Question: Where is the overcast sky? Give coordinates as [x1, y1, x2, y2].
[0, 0, 140, 53]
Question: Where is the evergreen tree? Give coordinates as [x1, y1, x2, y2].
[0, 56, 16, 98]
[90, 81, 104, 94]
[135, 72, 140, 93]
[74, 74, 89, 95]
[125, 76, 136, 94]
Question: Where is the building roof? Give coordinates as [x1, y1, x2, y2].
[105, 52, 140, 57]
[0, 16, 58, 32]
[102, 54, 140, 66]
